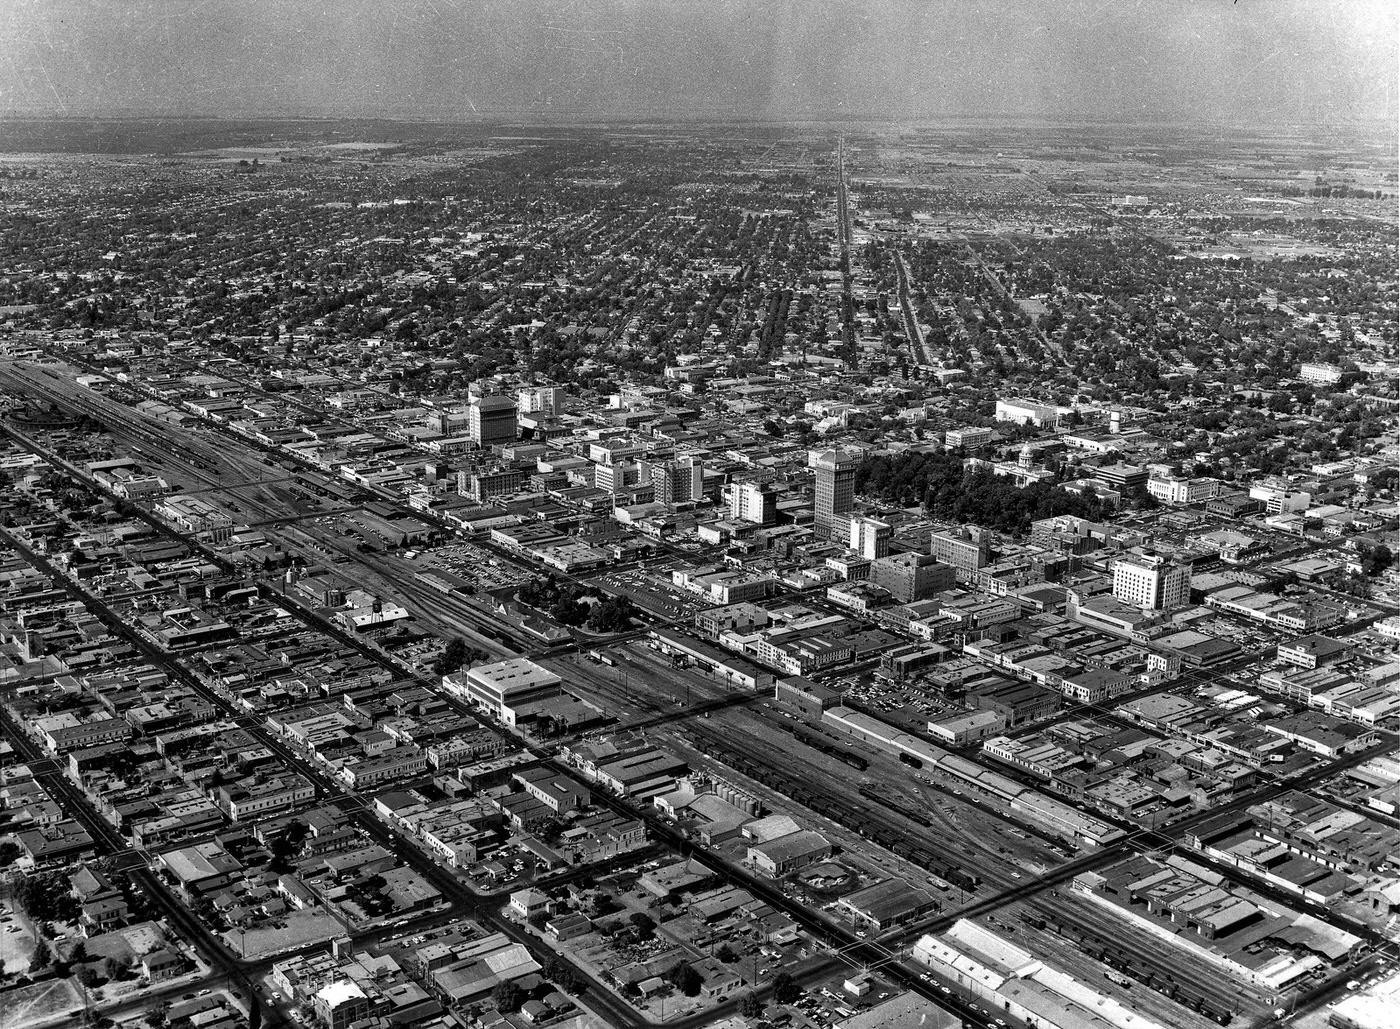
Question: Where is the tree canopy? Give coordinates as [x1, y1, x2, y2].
[857, 450, 1114, 536]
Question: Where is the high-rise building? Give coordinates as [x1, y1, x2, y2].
[930, 526, 990, 575]
[730, 481, 777, 526]
[651, 456, 704, 506]
[518, 384, 561, 417]
[849, 515, 892, 560]
[869, 553, 956, 603]
[469, 396, 518, 448]
[809, 449, 858, 541]
[1112, 549, 1190, 611]
[595, 461, 641, 495]
[681, 455, 704, 501]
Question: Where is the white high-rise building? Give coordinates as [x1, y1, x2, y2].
[518, 384, 561, 417]
[730, 481, 777, 525]
[1112, 550, 1190, 611]
[849, 515, 892, 560]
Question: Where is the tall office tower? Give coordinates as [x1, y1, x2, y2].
[809, 449, 858, 541]
[849, 514, 892, 560]
[730, 481, 778, 526]
[469, 396, 518, 448]
[681, 455, 704, 501]
[518, 384, 561, 418]
[651, 456, 704, 506]
[1112, 549, 1190, 611]
[930, 526, 991, 575]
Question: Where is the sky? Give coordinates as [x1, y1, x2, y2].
[0, 0, 1394, 126]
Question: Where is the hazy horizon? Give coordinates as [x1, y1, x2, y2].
[1, 1, 1395, 128]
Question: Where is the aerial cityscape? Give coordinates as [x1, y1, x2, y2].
[0, 6, 1396, 1029]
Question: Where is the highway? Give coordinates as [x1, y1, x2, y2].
[835, 138, 858, 358]
[894, 250, 935, 367]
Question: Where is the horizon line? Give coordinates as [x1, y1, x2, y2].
[0, 111, 1394, 132]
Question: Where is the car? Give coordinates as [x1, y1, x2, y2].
[940, 986, 951, 994]
[1010, 872, 1022, 880]
[198, 989, 211, 996]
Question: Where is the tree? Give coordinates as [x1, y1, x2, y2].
[432, 637, 469, 676]
[738, 992, 764, 1018]
[628, 912, 656, 941]
[550, 594, 588, 626]
[75, 965, 100, 989]
[492, 980, 522, 1013]
[772, 970, 802, 1004]
[715, 943, 738, 964]
[1360, 543, 1395, 577]
[269, 820, 309, 873]
[29, 938, 52, 974]
[666, 962, 702, 997]
[17, 872, 79, 923]
[587, 594, 636, 633]
[544, 956, 580, 993]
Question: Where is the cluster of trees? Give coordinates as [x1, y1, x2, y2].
[492, 980, 523, 1012]
[543, 955, 581, 993]
[666, 960, 702, 996]
[1356, 542, 1396, 578]
[518, 574, 591, 625]
[430, 637, 488, 676]
[857, 450, 1114, 536]
[738, 992, 765, 1018]
[771, 970, 802, 1004]
[587, 594, 638, 633]
[516, 575, 637, 632]
[17, 871, 80, 924]
[627, 912, 657, 941]
[268, 820, 311, 873]
[930, 467, 1115, 535]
